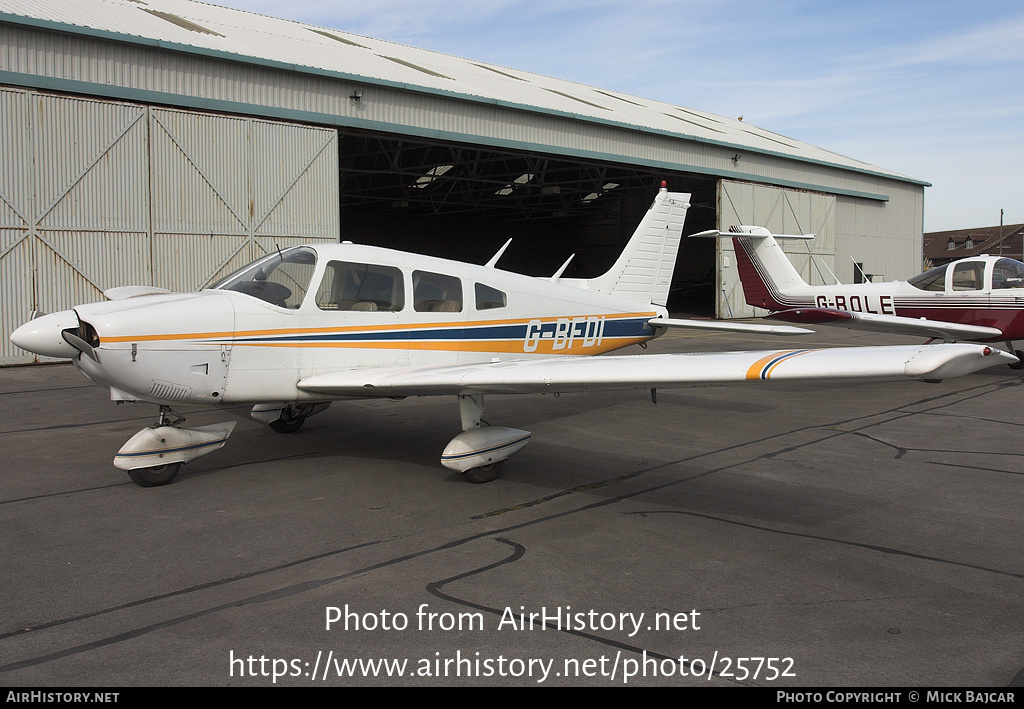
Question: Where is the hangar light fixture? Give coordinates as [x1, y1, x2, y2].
[412, 165, 454, 189]
[495, 173, 534, 196]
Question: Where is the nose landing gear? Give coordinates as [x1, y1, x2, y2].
[115, 406, 236, 487]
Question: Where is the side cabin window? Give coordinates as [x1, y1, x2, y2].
[993, 258, 1024, 289]
[475, 283, 507, 310]
[213, 247, 316, 309]
[908, 264, 948, 292]
[951, 262, 984, 291]
[316, 261, 404, 312]
[413, 271, 462, 312]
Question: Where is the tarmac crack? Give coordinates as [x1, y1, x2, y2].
[424, 537, 744, 684]
[624, 509, 1024, 580]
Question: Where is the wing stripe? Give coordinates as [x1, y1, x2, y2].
[745, 350, 813, 380]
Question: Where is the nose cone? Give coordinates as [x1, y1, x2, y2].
[10, 310, 81, 359]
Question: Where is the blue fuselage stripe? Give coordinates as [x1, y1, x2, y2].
[230, 318, 652, 345]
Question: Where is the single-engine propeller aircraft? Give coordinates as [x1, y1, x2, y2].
[697, 226, 1024, 363]
[10, 186, 1016, 487]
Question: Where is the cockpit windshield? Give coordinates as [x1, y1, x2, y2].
[211, 247, 317, 309]
[907, 263, 948, 291]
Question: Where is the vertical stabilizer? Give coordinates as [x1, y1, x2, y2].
[691, 226, 811, 310]
[583, 187, 691, 306]
[731, 227, 810, 310]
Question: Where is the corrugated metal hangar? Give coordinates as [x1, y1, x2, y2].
[0, 0, 928, 364]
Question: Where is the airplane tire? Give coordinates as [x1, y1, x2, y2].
[128, 463, 182, 487]
[462, 461, 504, 484]
[270, 414, 305, 433]
[1010, 351, 1024, 370]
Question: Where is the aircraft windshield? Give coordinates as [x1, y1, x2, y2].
[908, 264, 948, 291]
[212, 247, 317, 309]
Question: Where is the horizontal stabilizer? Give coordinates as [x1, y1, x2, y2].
[648, 317, 811, 336]
[768, 308, 1004, 342]
[690, 228, 815, 240]
[696, 226, 812, 306]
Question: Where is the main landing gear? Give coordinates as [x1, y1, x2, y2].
[1006, 341, 1024, 370]
[251, 402, 331, 433]
[270, 410, 305, 433]
[115, 406, 236, 487]
[128, 462, 182, 488]
[461, 460, 505, 484]
[440, 395, 530, 483]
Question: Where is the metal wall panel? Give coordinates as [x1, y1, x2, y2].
[1, 88, 339, 364]
[0, 90, 150, 363]
[0, 87, 32, 365]
[150, 107, 253, 292]
[252, 119, 339, 240]
[717, 180, 837, 319]
[33, 94, 151, 337]
[834, 184, 923, 284]
[150, 107, 339, 290]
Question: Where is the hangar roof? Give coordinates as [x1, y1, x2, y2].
[0, 0, 923, 185]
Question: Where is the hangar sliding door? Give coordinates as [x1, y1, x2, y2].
[0, 88, 36, 365]
[0, 88, 339, 364]
[0, 90, 152, 365]
[717, 180, 836, 319]
[150, 108, 339, 291]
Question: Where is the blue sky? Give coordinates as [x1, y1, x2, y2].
[212, 0, 1023, 232]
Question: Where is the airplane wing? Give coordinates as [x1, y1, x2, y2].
[297, 343, 1013, 397]
[767, 308, 1003, 342]
[648, 317, 811, 336]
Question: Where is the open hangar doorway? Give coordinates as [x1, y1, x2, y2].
[333, 131, 719, 316]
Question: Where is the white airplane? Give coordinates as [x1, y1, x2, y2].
[10, 187, 1015, 487]
[696, 226, 1024, 364]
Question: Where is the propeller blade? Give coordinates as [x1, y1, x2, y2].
[62, 329, 101, 363]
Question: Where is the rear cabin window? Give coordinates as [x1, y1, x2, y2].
[993, 258, 1024, 289]
[413, 271, 462, 312]
[316, 261, 404, 312]
[475, 283, 507, 310]
[951, 262, 984, 291]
